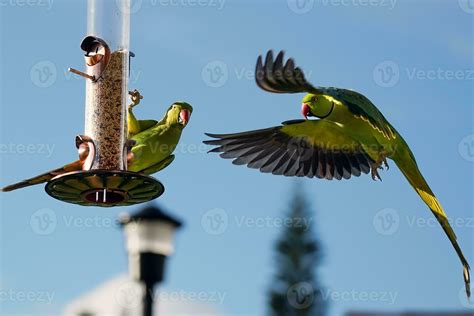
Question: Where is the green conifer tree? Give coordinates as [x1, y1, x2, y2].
[268, 185, 326, 316]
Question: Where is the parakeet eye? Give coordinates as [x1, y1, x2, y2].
[312, 96, 317, 102]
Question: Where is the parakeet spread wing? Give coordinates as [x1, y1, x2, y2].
[255, 50, 323, 95]
[256, 50, 395, 139]
[204, 119, 374, 180]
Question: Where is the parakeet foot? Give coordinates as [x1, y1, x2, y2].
[128, 89, 143, 110]
[370, 152, 389, 181]
[371, 166, 382, 181]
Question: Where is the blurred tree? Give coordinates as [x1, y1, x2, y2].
[268, 184, 326, 316]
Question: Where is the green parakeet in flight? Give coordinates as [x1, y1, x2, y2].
[204, 50, 470, 298]
[1, 97, 192, 192]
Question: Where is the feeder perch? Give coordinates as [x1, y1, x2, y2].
[46, 0, 164, 207]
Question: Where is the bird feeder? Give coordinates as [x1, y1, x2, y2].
[45, 0, 164, 207]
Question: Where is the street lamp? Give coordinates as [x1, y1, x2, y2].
[120, 204, 183, 316]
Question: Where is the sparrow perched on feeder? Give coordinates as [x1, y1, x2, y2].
[1, 92, 192, 192]
[204, 50, 470, 298]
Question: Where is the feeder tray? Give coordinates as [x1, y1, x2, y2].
[45, 170, 164, 207]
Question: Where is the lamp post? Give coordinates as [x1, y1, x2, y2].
[120, 205, 183, 316]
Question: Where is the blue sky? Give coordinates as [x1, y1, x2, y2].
[0, 0, 473, 315]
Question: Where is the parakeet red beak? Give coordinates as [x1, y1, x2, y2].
[301, 103, 311, 119]
[179, 109, 190, 126]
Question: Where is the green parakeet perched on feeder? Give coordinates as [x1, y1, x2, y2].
[1, 94, 192, 192]
[204, 50, 470, 298]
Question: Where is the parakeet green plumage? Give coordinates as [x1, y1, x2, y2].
[1, 100, 192, 192]
[204, 50, 470, 298]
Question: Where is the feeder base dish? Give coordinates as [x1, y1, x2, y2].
[45, 170, 164, 207]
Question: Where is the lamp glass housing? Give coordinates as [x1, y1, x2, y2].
[123, 221, 178, 257]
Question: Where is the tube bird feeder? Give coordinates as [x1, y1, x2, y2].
[45, 0, 164, 207]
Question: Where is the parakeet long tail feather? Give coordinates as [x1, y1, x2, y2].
[394, 151, 470, 299]
[1, 160, 82, 192]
